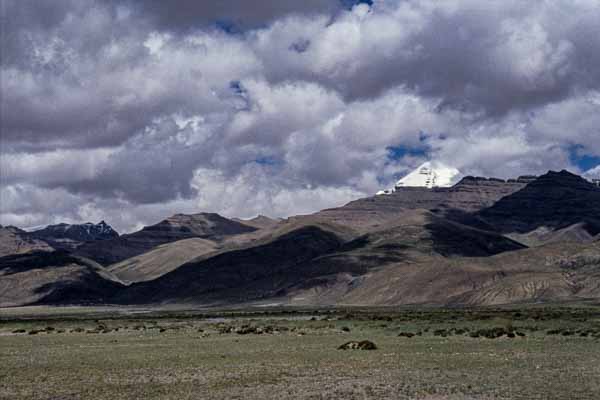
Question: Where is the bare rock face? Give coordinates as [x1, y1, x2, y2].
[478, 170, 600, 235]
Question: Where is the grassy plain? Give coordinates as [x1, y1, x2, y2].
[1, 306, 599, 400]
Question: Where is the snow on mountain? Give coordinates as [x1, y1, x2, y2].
[377, 161, 461, 195]
[31, 221, 119, 246]
[584, 165, 600, 186]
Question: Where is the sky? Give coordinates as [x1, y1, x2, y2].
[1, 0, 600, 233]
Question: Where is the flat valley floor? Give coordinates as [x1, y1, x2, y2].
[1, 306, 599, 400]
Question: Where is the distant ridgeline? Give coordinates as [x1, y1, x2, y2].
[1, 169, 600, 307]
[378, 161, 599, 195]
[459, 175, 538, 185]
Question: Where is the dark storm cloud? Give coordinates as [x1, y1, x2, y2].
[121, 0, 343, 32]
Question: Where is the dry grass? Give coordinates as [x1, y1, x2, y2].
[0, 307, 599, 400]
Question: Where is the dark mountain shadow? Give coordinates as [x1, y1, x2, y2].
[477, 170, 600, 234]
[32, 275, 123, 306]
[0, 250, 77, 275]
[117, 225, 347, 304]
[425, 219, 526, 257]
[0, 250, 125, 307]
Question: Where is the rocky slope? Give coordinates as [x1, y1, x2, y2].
[299, 176, 526, 233]
[116, 211, 525, 305]
[478, 170, 600, 236]
[107, 238, 218, 284]
[299, 239, 600, 307]
[3, 169, 600, 308]
[31, 221, 118, 250]
[233, 215, 282, 230]
[507, 222, 598, 247]
[116, 222, 357, 304]
[0, 226, 53, 257]
[0, 250, 124, 307]
[75, 213, 257, 266]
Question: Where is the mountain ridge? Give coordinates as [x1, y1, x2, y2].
[2, 169, 600, 307]
[31, 221, 119, 250]
[74, 212, 257, 266]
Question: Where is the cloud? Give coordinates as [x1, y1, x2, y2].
[121, 0, 345, 32]
[1, 24, 261, 151]
[1, 0, 600, 231]
[253, 0, 600, 114]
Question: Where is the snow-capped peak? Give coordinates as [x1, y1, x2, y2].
[31, 221, 119, 242]
[395, 161, 460, 189]
[376, 161, 461, 195]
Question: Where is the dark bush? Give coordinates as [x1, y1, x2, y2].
[470, 327, 510, 339]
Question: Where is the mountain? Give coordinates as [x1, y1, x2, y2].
[113, 171, 599, 306]
[376, 161, 461, 194]
[0, 250, 124, 307]
[107, 238, 218, 284]
[478, 170, 600, 237]
[304, 239, 600, 307]
[31, 221, 118, 250]
[116, 210, 525, 305]
[116, 221, 356, 304]
[3, 169, 600, 308]
[75, 213, 257, 266]
[395, 161, 460, 189]
[507, 223, 598, 247]
[0, 225, 53, 257]
[307, 176, 526, 233]
[233, 215, 282, 230]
